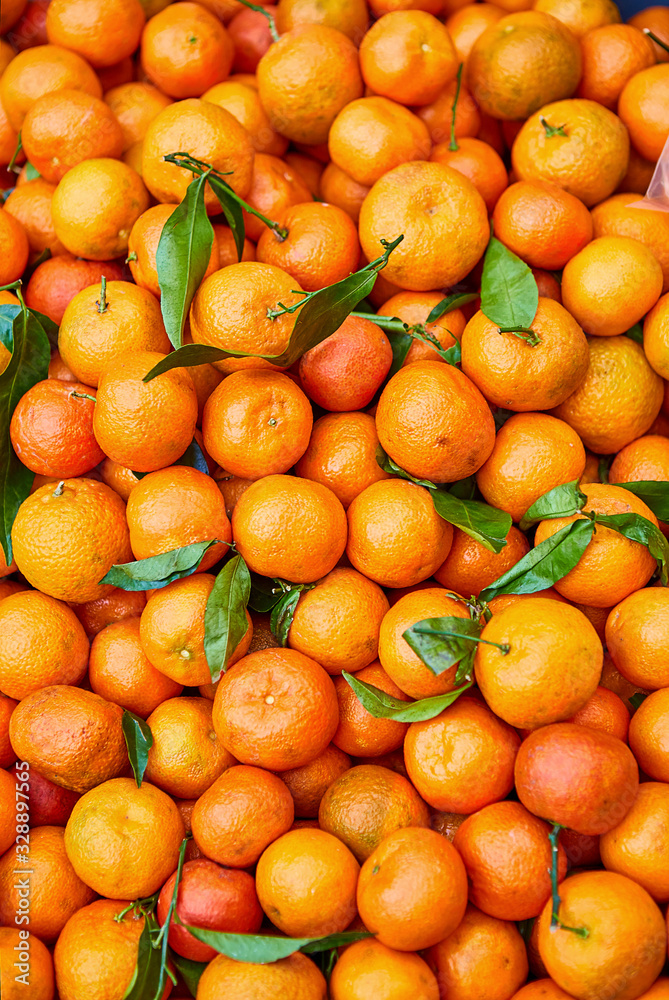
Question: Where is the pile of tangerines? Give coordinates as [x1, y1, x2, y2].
[2, 0, 669, 997]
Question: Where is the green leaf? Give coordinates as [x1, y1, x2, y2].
[134, 437, 209, 480]
[341, 670, 474, 722]
[179, 926, 373, 964]
[143, 244, 403, 382]
[610, 481, 669, 522]
[171, 954, 207, 998]
[448, 476, 476, 501]
[625, 322, 643, 344]
[270, 588, 302, 646]
[248, 573, 282, 613]
[156, 171, 214, 349]
[402, 616, 482, 676]
[385, 329, 414, 380]
[629, 692, 648, 711]
[122, 915, 163, 1000]
[0, 305, 50, 564]
[480, 237, 539, 330]
[27, 308, 58, 348]
[0, 305, 14, 352]
[430, 489, 512, 554]
[122, 711, 153, 788]
[376, 447, 438, 489]
[519, 480, 588, 531]
[203, 554, 251, 682]
[99, 539, 222, 591]
[24, 162, 40, 181]
[426, 291, 478, 324]
[208, 174, 246, 263]
[599, 456, 612, 485]
[479, 519, 595, 602]
[593, 512, 669, 585]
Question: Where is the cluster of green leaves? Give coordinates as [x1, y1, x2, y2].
[480, 237, 540, 343]
[150, 151, 405, 375]
[121, 835, 371, 998]
[376, 449, 512, 553]
[479, 480, 669, 603]
[0, 292, 56, 565]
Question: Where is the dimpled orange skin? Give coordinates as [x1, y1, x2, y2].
[376, 292, 466, 366]
[189, 262, 306, 375]
[425, 904, 529, 1000]
[144, 696, 237, 799]
[127, 204, 219, 299]
[126, 465, 232, 568]
[454, 800, 568, 921]
[511, 99, 630, 208]
[142, 98, 254, 211]
[378, 588, 470, 700]
[628, 688, 669, 783]
[552, 336, 663, 454]
[197, 951, 327, 1000]
[21, 89, 124, 184]
[57, 280, 171, 388]
[435, 526, 530, 598]
[140, 2, 233, 99]
[104, 81, 173, 152]
[578, 24, 655, 109]
[88, 615, 183, 717]
[332, 662, 410, 757]
[257, 25, 363, 145]
[357, 826, 468, 952]
[534, 484, 659, 607]
[0, 44, 103, 132]
[376, 360, 496, 483]
[10, 379, 104, 478]
[46, 0, 145, 68]
[202, 370, 313, 480]
[255, 828, 360, 937]
[562, 236, 663, 338]
[0, 825, 96, 942]
[11, 478, 132, 605]
[600, 782, 669, 902]
[359, 11, 458, 107]
[287, 567, 389, 675]
[475, 598, 603, 730]
[359, 161, 489, 291]
[515, 722, 639, 835]
[461, 299, 590, 412]
[64, 777, 185, 898]
[328, 96, 431, 187]
[9, 685, 129, 793]
[331, 942, 440, 1000]
[0, 591, 89, 700]
[0, 927, 55, 1000]
[51, 158, 149, 260]
[593, 195, 669, 296]
[203, 79, 288, 157]
[510, 983, 579, 1000]
[191, 764, 295, 868]
[278, 743, 351, 818]
[232, 475, 347, 583]
[295, 411, 392, 509]
[404, 696, 521, 814]
[476, 412, 587, 524]
[619, 64, 669, 162]
[140, 575, 251, 686]
[346, 481, 454, 590]
[492, 180, 594, 271]
[467, 12, 581, 120]
[53, 900, 160, 1000]
[566, 685, 630, 741]
[606, 589, 669, 691]
[536, 871, 667, 1000]
[644, 293, 669, 381]
[213, 648, 339, 771]
[318, 764, 430, 862]
[93, 351, 198, 473]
